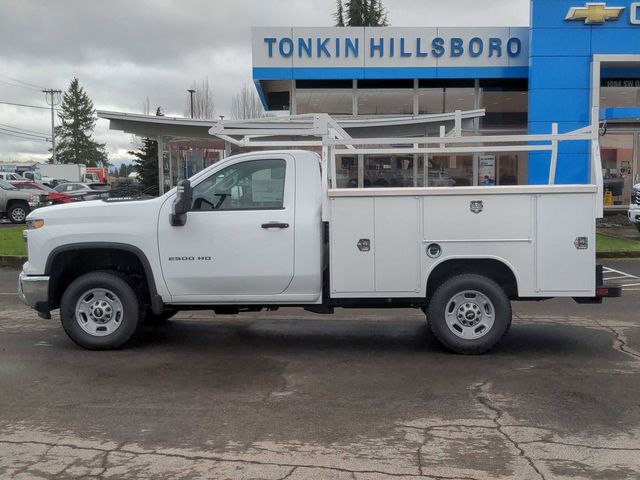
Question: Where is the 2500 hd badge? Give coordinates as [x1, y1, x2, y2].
[168, 256, 212, 261]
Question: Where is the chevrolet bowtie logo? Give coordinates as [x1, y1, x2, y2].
[565, 3, 624, 24]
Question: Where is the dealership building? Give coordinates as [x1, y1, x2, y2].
[100, 0, 640, 204]
[248, 0, 640, 203]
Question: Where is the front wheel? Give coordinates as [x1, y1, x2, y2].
[427, 274, 512, 354]
[60, 272, 143, 350]
[8, 202, 29, 224]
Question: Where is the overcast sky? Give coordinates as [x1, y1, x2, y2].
[0, 0, 529, 166]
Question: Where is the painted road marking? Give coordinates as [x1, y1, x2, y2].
[603, 267, 640, 292]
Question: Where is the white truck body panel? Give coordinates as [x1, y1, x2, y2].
[328, 186, 596, 298]
[38, 164, 86, 182]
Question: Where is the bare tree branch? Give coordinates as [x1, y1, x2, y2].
[185, 77, 215, 119]
[230, 83, 266, 120]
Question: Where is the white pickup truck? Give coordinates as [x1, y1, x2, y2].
[18, 114, 621, 354]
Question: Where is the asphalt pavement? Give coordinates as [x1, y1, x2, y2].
[1, 263, 640, 479]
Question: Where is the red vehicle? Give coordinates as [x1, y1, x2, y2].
[11, 182, 75, 205]
[85, 167, 108, 184]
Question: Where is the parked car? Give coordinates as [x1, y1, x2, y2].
[54, 182, 111, 200]
[0, 172, 27, 182]
[12, 181, 75, 205]
[629, 183, 640, 232]
[0, 179, 50, 223]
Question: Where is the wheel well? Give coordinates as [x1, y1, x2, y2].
[426, 259, 519, 301]
[47, 248, 151, 310]
[6, 199, 29, 209]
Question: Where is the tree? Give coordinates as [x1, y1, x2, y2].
[184, 77, 215, 119]
[118, 163, 131, 177]
[336, 0, 388, 26]
[128, 107, 163, 194]
[54, 77, 108, 166]
[366, 0, 388, 26]
[231, 83, 266, 120]
[334, 0, 345, 26]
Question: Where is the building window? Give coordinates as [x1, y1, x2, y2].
[295, 80, 353, 115]
[479, 79, 528, 129]
[418, 79, 475, 115]
[296, 90, 353, 115]
[600, 78, 640, 108]
[357, 79, 413, 115]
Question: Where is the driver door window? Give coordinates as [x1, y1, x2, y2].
[191, 159, 286, 211]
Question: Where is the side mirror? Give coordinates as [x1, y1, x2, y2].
[170, 180, 192, 227]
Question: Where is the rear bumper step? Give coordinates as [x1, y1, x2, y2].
[573, 265, 622, 304]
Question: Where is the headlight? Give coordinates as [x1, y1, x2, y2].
[29, 194, 41, 204]
[25, 219, 44, 229]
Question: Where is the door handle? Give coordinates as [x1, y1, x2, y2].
[261, 222, 289, 229]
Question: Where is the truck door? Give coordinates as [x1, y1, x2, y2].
[158, 156, 295, 299]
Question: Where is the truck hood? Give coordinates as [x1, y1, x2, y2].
[26, 196, 166, 225]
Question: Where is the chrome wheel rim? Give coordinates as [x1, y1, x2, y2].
[11, 208, 26, 222]
[75, 288, 124, 337]
[445, 290, 495, 340]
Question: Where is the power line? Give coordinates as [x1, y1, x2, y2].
[0, 78, 42, 92]
[0, 100, 60, 111]
[0, 126, 49, 139]
[0, 129, 50, 142]
[0, 73, 46, 90]
[0, 122, 49, 136]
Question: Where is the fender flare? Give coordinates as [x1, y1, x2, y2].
[45, 242, 164, 314]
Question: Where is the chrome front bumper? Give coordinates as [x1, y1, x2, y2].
[18, 271, 50, 314]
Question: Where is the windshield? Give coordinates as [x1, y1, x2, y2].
[0, 179, 16, 190]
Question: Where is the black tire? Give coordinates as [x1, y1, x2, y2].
[145, 308, 178, 326]
[427, 274, 512, 355]
[60, 271, 143, 350]
[637, 224, 640, 233]
[8, 202, 30, 224]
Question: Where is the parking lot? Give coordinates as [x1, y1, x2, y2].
[1, 262, 640, 479]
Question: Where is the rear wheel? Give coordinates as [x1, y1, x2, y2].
[8, 202, 29, 224]
[60, 271, 143, 350]
[427, 274, 511, 354]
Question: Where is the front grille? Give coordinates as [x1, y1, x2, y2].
[633, 189, 640, 206]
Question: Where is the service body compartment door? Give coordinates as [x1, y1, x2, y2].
[329, 196, 421, 296]
[330, 197, 375, 293]
[536, 193, 595, 294]
[374, 197, 421, 293]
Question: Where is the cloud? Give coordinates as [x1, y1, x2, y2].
[0, 0, 529, 164]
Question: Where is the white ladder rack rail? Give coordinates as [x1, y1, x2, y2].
[208, 111, 603, 219]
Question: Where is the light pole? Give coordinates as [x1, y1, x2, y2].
[43, 89, 62, 163]
[187, 89, 195, 118]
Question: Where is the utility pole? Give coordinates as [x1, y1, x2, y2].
[43, 89, 62, 164]
[187, 89, 195, 118]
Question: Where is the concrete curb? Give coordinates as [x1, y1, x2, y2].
[0, 256, 26, 269]
[596, 251, 640, 259]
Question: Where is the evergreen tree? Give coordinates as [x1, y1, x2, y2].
[128, 107, 163, 194]
[54, 77, 108, 166]
[367, 0, 388, 26]
[338, 0, 388, 26]
[345, 0, 365, 26]
[334, 0, 345, 26]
